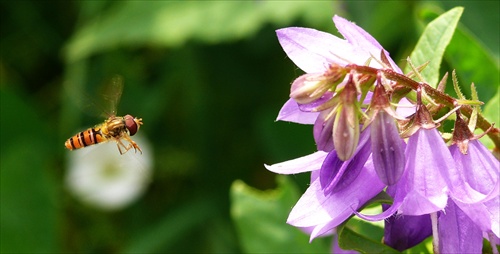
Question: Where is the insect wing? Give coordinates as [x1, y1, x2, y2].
[64, 75, 124, 118]
[99, 75, 123, 117]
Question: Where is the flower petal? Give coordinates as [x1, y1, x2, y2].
[333, 15, 402, 73]
[276, 98, 319, 124]
[314, 110, 335, 152]
[447, 140, 500, 203]
[360, 129, 450, 220]
[320, 128, 371, 195]
[287, 161, 385, 236]
[355, 174, 405, 221]
[371, 111, 405, 185]
[438, 200, 483, 253]
[383, 208, 432, 251]
[265, 151, 328, 174]
[276, 27, 359, 73]
[455, 195, 500, 237]
[398, 129, 450, 215]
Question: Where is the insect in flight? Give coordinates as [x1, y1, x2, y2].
[65, 76, 143, 155]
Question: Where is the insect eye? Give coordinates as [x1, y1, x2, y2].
[124, 114, 139, 136]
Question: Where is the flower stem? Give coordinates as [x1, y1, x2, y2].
[430, 212, 440, 254]
[488, 232, 499, 254]
[345, 64, 500, 150]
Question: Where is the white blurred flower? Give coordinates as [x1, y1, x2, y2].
[65, 134, 153, 211]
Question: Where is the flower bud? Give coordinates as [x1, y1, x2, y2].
[333, 76, 360, 161]
[290, 73, 330, 104]
[290, 64, 346, 104]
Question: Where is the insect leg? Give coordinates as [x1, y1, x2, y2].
[122, 135, 143, 154]
[116, 139, 127, 155]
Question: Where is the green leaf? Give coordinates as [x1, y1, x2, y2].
[338, 226, 400, 254]
[444, 21, 500, 103]
[230, 176, 330, 253]
[64, 1, 337, 62]
[406, 7, 463, 87]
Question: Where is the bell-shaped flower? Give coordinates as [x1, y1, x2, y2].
[267, 155, 385, 241]
[438, 199, 484, 253]
[274, 14, 401, 133]
[332, 74, 361, 160]
[447, 114, 500, 237]
[447, 114, 499, 205]
[365, 77, 405, 185]
[357, 95, 451, 220]
[267, 14, 404, 241]
[265, 135, 386, 241]
[383, 205, 432, 251]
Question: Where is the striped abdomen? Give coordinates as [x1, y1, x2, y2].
[65, 126, 107, 150]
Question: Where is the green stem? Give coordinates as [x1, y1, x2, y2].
[346, 65, 500, 150]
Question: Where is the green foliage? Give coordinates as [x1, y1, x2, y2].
[0, 89, 59, 253]
[338, 226, 399, 254]
[64, 1, 338, 62]
[123, 198, 219, 253]
[405, 7, 463, 87]
[230, 176, 330, 253]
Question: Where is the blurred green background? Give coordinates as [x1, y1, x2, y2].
[1, 1, 498, 253]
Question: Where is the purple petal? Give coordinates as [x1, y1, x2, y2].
[265, 151, 328, 174]
[313, 110, 335, 152]
[398, 129, 450, 215]
[447, 140, 499, 203]
[333, 15, 402, 73]
[276, 98, 319, 124]
[383, 208, 432, 251]
[438, 200, 483, 253]
[319, 150, 344, 191]
[395, 97, 416, 118]
[371, 111, 405, 185]
[298, 91, 335, 112]
[320, 128, 371, 195]
[276, 27, 359, 73]
[360, 129, 451, 220]
[455, 196, 500, 237]
[287, 162, 385, 238]
[310, 221, 341, 241]
[355, 173, 405, 221]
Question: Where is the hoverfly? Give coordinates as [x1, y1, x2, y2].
[65, 76, 143, 155]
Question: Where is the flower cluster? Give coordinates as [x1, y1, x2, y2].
[266, 15, 499, 252]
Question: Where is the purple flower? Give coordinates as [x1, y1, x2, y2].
[266, 154, 385, 241]
[383, 207, 432, 251]
[449, 140, 500, 237]
[367, 79, 406, 185]
[268, 13, 499, 252]
[275, 15, 400, 127]
[268, 14, 404, 241]
[438, 199, 483, 253]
